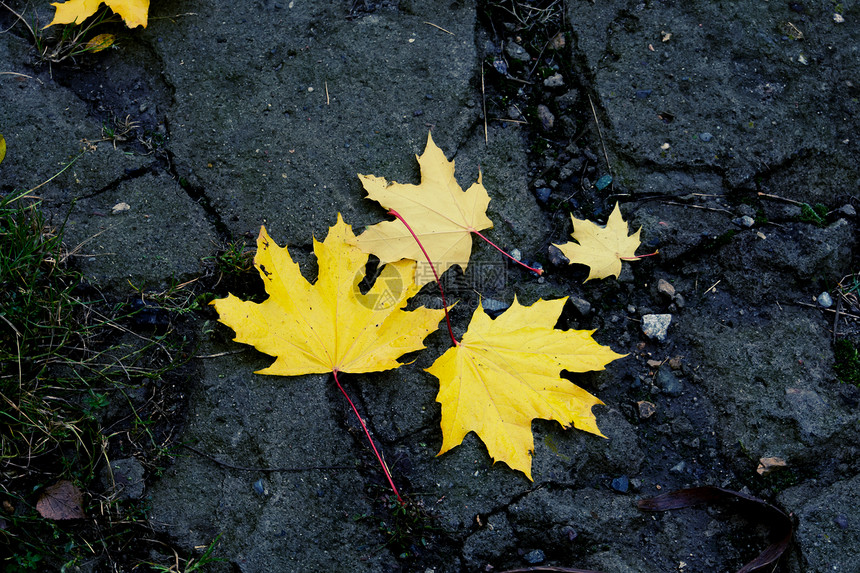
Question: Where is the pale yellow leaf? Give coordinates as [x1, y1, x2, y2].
[553, 202, 642, 281]
[352, 131, 493, 287]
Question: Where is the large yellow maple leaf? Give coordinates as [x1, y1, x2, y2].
[352, 132, 493, 287]
[553, 202, 642, 281]
[211, 215, 445, 375]
[425, 297, 625, 480]
[46, 0, 149, 29]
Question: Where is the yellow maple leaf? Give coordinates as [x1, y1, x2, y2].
[553, 202, 642, 281]
[0, 133, 5, 165]
[352, 132, 493, 287]
[425, 297, 626, 480]
[46, 0, 149, 29]
[211, 214, 445, 375]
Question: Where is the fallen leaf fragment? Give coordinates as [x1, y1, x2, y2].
[85, 33, 115, 52]
[553, 202, 642, 281]
[352, 131, 493, 287]
[638, 486, 793, 573]
[0, 134, 5, 165]
[211, 214, 444, 375]
[36, 480, 85, 520]
[426, 296, 625, 480]
[757, 456, 787, 476]
[46, 0, 149, 29]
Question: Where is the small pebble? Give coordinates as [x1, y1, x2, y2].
[547, 245, 568, 266]
[111, 202, 131, 215]
[510, 248, 522, 262]
[734, 215, 755, 227]
[817, 292, 833, 308]
[493, 57, 508, 75]
[508, 105, 525, 121]
[505, 41, 530, 63]
[699, 132, 713, 142]
[635, 89, 652, 98]
[656, 368, 683, 396]
[637, 401, 657, 419]
[562, 526, 578, 541]
[523, 549, 545, 564]
[537, 104, 555, 131]
[544, 73, 564, 88]
[535, 187, 552, 203]
[568, 296, 591, 316]
[610, 475, 629, 493]
[656, 278, 676, 299]
[834, 514, 849, 529]
[253, 479, 266, 496]
[670, 461, 686, 473]
[595, 174, 613, 190]
[837, 204, 856, 217]
[642, 314, 672, 342]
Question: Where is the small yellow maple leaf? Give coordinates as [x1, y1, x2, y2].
[352, 132, 493, 287]
[553, 202, 642, 281]
[211, 214, 445, 375]
[46, 0, 149, 29]
[426, 297, 626, 480]
[0, 134, 6, 165]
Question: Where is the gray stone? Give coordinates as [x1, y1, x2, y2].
[568, 296, 591, 317]
[543, 73, 564, 88]
[656, 368, 683, 397]
[734, 215, 755, 228]
[642, 314, 672, 342]
[523, 549, 545, 564]
[537, 104, 555, 131]
[505, 41, 530, 63]
[656, 278, 676, 299]
[817, 292, 833, 308]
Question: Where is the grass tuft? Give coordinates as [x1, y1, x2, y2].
[0, 189, 200, 570]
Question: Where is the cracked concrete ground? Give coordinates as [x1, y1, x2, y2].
[1, 0, 858, 571]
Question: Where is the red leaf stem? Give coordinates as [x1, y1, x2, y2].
[332, 369, 402, 504]
[387, 209, 459, 346]
[471, 229, 544, 275]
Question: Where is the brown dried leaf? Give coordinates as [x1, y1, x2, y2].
[638, 486, 793, 573]
[36, 480, 85, 520]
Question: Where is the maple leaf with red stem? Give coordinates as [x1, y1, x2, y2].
[210, 215, 445, 501]
[352, 131, 541, 287]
